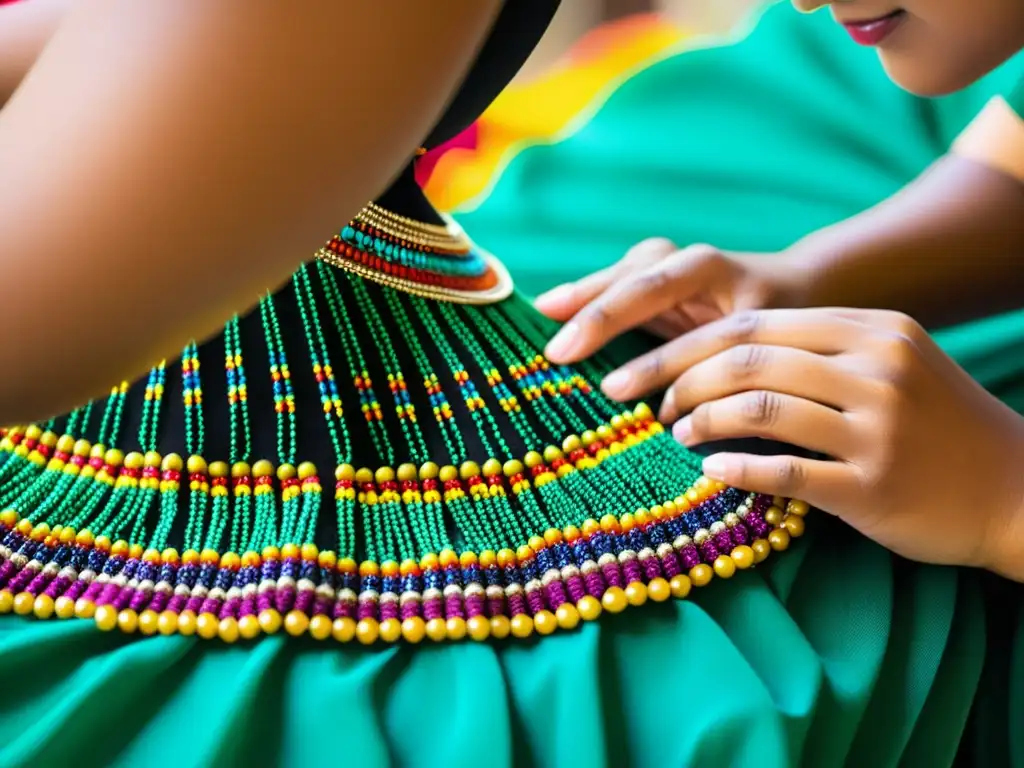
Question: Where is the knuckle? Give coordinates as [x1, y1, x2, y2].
[690, 402, 713, 439]
[726, 343, 769, 382]
[878, 330, 921, 382]
[725, 310, 762, 345]
[741, 390, 781, 428]
[625, 237, 676, 264]
[772, 458, 806, 496]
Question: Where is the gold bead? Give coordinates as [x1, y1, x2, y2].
[481, 458, 502, 477]
[751, 539, 772, 563]
[787, 499, 810, 517]
[13, 592, 34, 616]
[768, 528, 791, 551]
[601, 586, 628, 614]
[297, 462, 318, 480]
[334, 463, 355, 482]
[0, 590, 15, 615]
[713, 555, 736, 579]
[647, 577, 671, 602]
[425, 618, 448, 642]
[185, 455, 207, 474]
[782, 515, 806, 538]
[94, 604, 119, 631]
[54, 596, 76, 619]
[332, 617, 357, 643]
[208, 461, 229, 478]
[533, 609, 557, 635]
[379, 618, 402, 643]
[196, 612, 219, 640]
[503, 460, 524, 477]
[458, 461, 481, 480]
[445, 616, 467, 641]
[356, 618, 380, 645]
[523, 451, 544, 469]
[258, 609, 282, 635]
[490, 615, 512, 640]
[32, 594, 55, 619]
[510, 614, 534, 638]
[219, 617, 241, 644]
[577, 595, 602, 621]
[625, 581, 648, 607]
[239, 614, 262, 640]
[252, 460, 274, 478]
[396, 463, 418, 483]
[731, 545, 755, 569]
[669, 574, 692, 599]
[764, 506, 784, 526]
[276, 463, 297, 482]
[438, 465, 458, 483]
[284, 610, 310, 637]
[418, 462, 440, 480]
[542, 446, 563, 463]
[689, 563, 714, 587]
[555, 603, 581, 630]
[178, 610, 198, 636]
[401, 616, 426, 643]
[467, 615, 491, 641]
[138, 610, 160, 635]
[562, 435, 582, 453]
[157, 610, 179, 636]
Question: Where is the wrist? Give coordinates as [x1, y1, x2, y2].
[981, 423, 1024, 583]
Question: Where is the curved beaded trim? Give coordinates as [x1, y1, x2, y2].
[0, 485, 807, 645]
[319, 207, 512, 304]
[0, 407, 808, 645]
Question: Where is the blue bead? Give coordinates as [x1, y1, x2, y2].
[299, 562, 316, 581]
[424, 570, 442, 590]
[381, 576, 399, 594]
[214, 569, 233, 590]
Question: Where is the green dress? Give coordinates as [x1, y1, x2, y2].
[0, 5, 1018, 768]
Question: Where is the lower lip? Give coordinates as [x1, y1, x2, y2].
[842, 11, 905, 46]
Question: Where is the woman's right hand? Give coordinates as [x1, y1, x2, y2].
[536, 238, 811, 393]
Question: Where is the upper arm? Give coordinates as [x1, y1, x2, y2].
[952, 77, 1024, 184]
[0, 0, 500, 423]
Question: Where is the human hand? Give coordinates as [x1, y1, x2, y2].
[594, 307, 1024, 579]
[536, 239, 808, 363]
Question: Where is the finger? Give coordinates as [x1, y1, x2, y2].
[535, 237, 675, 322]
[534, 267, 617, 322]
[546, 244, 721, 363]
[656, 345, 868, 422]
[602, 309, 871, 400]
[672, 391, 852, 457]
[700, 452, 854, 511]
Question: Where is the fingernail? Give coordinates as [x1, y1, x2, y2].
[534, 285, 571, 310]
[701, 455, 731, 481]
[673, 416, 692, 444]
[545, 322, 580, 361]
[601, 369, 633, 398]
[659, 388, 676, 422]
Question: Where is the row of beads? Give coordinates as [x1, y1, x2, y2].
[321, 241, 498, 293]
[0, 487, 808, 644]
[355, 203, 468, 252]
[340, 226, 479, 274]
[0, 406, 659, 505]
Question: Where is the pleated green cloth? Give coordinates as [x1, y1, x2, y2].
[0, 3, 1020, 766]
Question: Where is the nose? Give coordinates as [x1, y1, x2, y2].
[791, 0, 830, 11]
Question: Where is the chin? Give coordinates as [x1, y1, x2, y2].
[876, 54, 977, 97]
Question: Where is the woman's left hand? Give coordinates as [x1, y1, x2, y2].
[599, 307, 1024, 579]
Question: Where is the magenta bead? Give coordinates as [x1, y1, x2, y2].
[622, 559, 643, 584]
[379, 600, 399, 621]
[583, 571, 607, 597]
[357, 600, 378, 621]
[507, 592, 528, 617]
[149, 591, 170, 613]
[525, 589, 545, 615]
[400, 601, 420, 621]
[422, 597, 443, 621]
[294, 590, 315, 613]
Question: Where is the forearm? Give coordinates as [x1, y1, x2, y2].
[0, 0, 499, 425]
[0, 0, 69, 106]
[784, 153, 1024, 329]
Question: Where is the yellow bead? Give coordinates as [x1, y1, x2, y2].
[533, 610, 557, 636]
[0, 591, 12, 615]
[425, 618, 448, 642]
[54, 596, 77, 619]
[379, 618, 402, 643]
[768, 529, 791, 551]
[258, 609, 282, 635]
[196, 612, 219, 640]
[669, 574, 692, 599]
[208, 461, 229, 478]
[467, 614, 491, 642]
[123, 452, 145, 471]
[118, 609, 139, 634]
[298, 461, 318, 480]
[782, 515, 806, 538]
[158, 611, 179, 636]
[252, 460, 274, 478]
[186, 455, 207, 474]
[94, 604, 119, 631]
[689, 564, 714, 587]
[751, 539, 772, 563]
[284, 610, 310, 637]
[332, 617, 357, 643]
[787, 499, 810, 517]
[219, 618, 240, 644]
[647, 577, 671, 602]
[178, 611, 198, 636]
[401, 616, 426, 644]
[555, 603, 581, 630]
[490, 615, 511, 640]
[713, 556, 736, 579]
[764, 506, 784, 526]
[502, 459, 524, 477]
[138, 610, 160, 635]
[239, 615, 262, 641]
[13, 592, 34, 615]
[446, 616, 467, 641]
[309, 614, 332, 641]
[577, 595, 602, 621]
[731, 545, 755, 569]
[356, 618, 380, 645]
[161, 453, 184, 472]
[625, 581, 648, 607]
[510, 614, 534, 638]
[601, 586, 628, 614]
[32, 594, 55, 619]
[75, 598, 97, 619]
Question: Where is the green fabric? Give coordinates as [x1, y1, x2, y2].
[0, 5, 1019, 767]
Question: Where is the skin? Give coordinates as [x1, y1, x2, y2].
[539, 0, 1024, 581]
[0, 0, 500, 426]
[0, 0, 69, 106]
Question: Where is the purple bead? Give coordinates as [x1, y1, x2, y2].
[583, 571, 606, 598]
[184, 596, 204, 614]
[311, 596, 331, 617]
[680, 545, 701, 569]
[713, 530, 733, 551]
[641, 556, 662, 580]
[26, 571, 54, 596]
[274, 586, 296, 613]
[294, 590, 315, 614]
[0, 559, 16, 588]
[256, 592, 273, 612]
[600, 562, 624, 589]
[82, 580, 105, 602]
[199, 597, 221, 615]
[45, 576, 70, 599]
[565, 574, 586, 603]
[357, 600, 378, 621]
[400, 601, 420, 621]
[507, 592, 528, 617]
[221, 597, 243, 619]
[332, 599, 356, 620]
[239, 599, 256, 618]
[698, 541, 719, 563]
[115, 588, 136, 611]
[444, 594, 465, 620]
[464, 593, 485, 618]
[96, 582, 120, 606]
[379, 601, 399, 621]
[543, 581, 568, 610]
[525, 589, 545, 616]
[149, 592, 170, 613]
[64, 580, 88, 601]
[731, 524, 750, 545]
[167, 593, 188, 613]
[422, 597, 443, 621]
[622, 559, 643, 584]
[487, 596, 507, 618]
[661, 553, 681, 578]
[7, 568, 34, 593]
